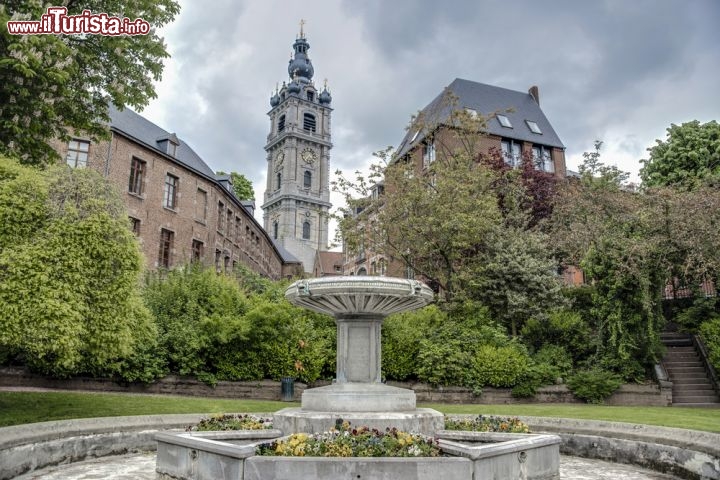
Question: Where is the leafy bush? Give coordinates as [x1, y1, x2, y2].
[567, 368, 622, 404]
[143, 264, 251, 382]
[521, 309, 594, 362]
[676, 298, 719, 332]
[472, 344, 530, 388]
[382, 306, 443, 381]
[242, 299, 334, 384]
[0, 158, 156, 378]
[699, 317, 720, 372]
[533, 345, 573, 381]
[444, 415, 530, 433]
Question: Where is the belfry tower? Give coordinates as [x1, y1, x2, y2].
[262, 23, 332, 274]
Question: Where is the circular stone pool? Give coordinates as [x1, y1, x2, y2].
[16, 452, 680, 480]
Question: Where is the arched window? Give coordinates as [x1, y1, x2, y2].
[303, 113, 316, 132]
[302, 221, 310, 240]
[303, 170, 312, 188]
[278, 115, 286, 132]
[273, 221, 278, 240]
[276, 172, 281, 190]
[357, 267, 367, 276]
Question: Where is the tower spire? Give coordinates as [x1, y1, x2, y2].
[299, 19, 305, 39]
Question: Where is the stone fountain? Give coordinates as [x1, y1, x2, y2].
[154, 276, 562, 480]
[274, 276, 444, 435]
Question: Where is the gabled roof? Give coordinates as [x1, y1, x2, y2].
[316, 251, 344, 274]
[395, 78, 565, 159]
[108, 104, 216, 179]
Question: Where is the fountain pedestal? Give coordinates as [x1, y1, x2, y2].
[274, 277, 443, 435]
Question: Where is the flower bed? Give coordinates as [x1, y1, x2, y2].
[444, 415, 530, 433]
[189, 414, 273, 431]
[256, 419, 441, 457]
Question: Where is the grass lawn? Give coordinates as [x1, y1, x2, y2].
[422, 403, 720, 433]
[1, 391, 718, 432]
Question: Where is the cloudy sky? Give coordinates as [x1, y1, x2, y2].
[141, 0, 719, 230]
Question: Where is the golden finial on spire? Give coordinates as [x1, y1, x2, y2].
[299, 19, 306, 38]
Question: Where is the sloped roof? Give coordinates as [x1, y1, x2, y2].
[395, 78, 565, 159]
[316, 251, 344, 274]
[108, 104, 216, 179]
[272, 240, 301, 264]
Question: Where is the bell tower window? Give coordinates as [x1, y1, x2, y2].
[302, 221, 311, 240]
[304, 171, 312, 188]
[278, 115, 286, 132]
[303, 113, 316, 132]
[276, 172, 281, 190]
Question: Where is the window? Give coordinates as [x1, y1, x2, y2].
[357, 267, 367, 276]
[303, 170, 312, 188]
[227, 209, 233, 237]
[371, 261, 377, 275]
[224, 256, 230, 272]
[410, 131, 419, 142]
[465, 108, 478, 118]
[217, 202, 225, 232]
[129, 217, 140, 235]
[501, 140, 522, 168]
[158, 229, 174, 268]
[303, 113, 316, 132]
[191, 239, 204, 262]
[215, 249, 221, 272]
[273, 221, 279, 240]
[66, 139, 89, 168]
[278, 115, 286, 132]
[532, 146, 555, 173]
[379, 259, 387, 276]
[422, 140, 436, 167]
[276, 172, 281, 190]
[526, 120, 542, 134]
[128, 157, 146, 195]
[302, 221, 310, 240]
[196, 189, 207, 221]
[235, 217, 241, 243]
[163, 174, 178, 209]
[497, 115, 513, 128]
[307, 91, 314, 102]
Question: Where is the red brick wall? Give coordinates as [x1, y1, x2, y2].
[52, 134, 284, 280]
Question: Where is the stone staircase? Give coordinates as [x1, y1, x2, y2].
[661, 333, 720, 406]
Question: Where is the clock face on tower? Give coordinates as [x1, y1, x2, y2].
[300, 148, 317, 166]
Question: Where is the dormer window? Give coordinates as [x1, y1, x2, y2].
[303, 113, 316, 132]
[526, 120, 542, 134]
[157, 134, 179, 157]
[497, 115, 512, 128]
[307, 91, 314, 102]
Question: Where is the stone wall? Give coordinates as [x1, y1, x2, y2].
[0, 367, 671, 406]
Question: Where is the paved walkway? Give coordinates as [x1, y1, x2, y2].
[15, 453, 679, 479]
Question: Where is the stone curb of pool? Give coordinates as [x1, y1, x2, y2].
[0, 413, 718, 480]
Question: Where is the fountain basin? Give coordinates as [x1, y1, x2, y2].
[155, 429, 562, 480]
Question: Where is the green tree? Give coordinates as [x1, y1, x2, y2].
[0, 156, 157, 377]
[334, 101, 564, 326]
[0, 1, 180, 165]
[216, 171, 255, 201]
[640, 120, 720, 189]
[550, 142, 720, 379]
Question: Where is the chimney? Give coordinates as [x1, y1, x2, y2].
[528, 86, 539, 105]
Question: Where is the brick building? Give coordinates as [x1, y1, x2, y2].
[52, 105, 301, 280]
[343, 78, 567, 277]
